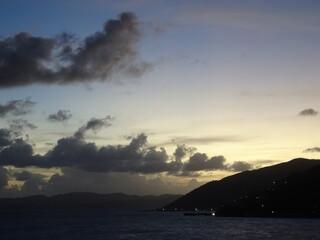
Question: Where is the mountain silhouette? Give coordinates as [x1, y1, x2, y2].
[0, 192, 181, 210]
[215, 164, 320, 217]
[164, 158, 320, 212]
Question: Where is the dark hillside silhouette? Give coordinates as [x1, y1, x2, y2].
[215, 164, 320, 217]
[165, 158, 320, 211]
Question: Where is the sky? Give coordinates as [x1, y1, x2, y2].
[1, 0, 320, 197]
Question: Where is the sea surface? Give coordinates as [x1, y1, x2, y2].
[1, 210, 320, 240]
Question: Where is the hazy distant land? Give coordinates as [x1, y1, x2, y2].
[0, 192, 181, 210]
[1, 158, 320, 218]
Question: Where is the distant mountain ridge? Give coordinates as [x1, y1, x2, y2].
[0, 192, 182, 210]
[164, 158, 320, 212]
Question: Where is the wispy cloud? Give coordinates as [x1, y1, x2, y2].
[0, 98, 36, 118]
[8, 119, 37, 136]
[298, 108, 318, 117]
[74, 116, 115, 139]
[48, 110, 72, 122]
[169, 135, 245, 145]
[303, 147, 320, 153]
[241, 91, 275, 97]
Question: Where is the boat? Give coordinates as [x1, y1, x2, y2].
[184, 212, 215, 216]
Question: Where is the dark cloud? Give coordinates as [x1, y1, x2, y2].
[173, 144, 196, 162]
[0, 128, 252, 175]
[228, 161, 252, 172]
[0, 166, 8, 191]
[13, 170, 45, 181]
[20, 177, 46, 196]
[0, 133, 181, 173]
[299, 108, 318, 116]
[303, 147, 320, 153]
[0, 12, 152, 88]
[0, 128, 12, 148]
[74, 116, 114, 139]
[14, 170, 34, 181]
[0, 98, 36, 118]
[0, 119, 36, 149]
[0, 138, 38, 168]
[184, 154, 226, 172]
[12, 170, 46, 196]
[44, 133, 177, 173]
[48, 110, 72, 122]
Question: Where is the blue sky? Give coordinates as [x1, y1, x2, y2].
[1, 0, 320, 196]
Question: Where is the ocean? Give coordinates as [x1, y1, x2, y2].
[1, 210, 319, 240]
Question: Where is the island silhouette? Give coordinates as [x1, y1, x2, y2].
[164, 158, 320, 218]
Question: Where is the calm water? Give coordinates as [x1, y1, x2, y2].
[1, 210, 320, 240]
